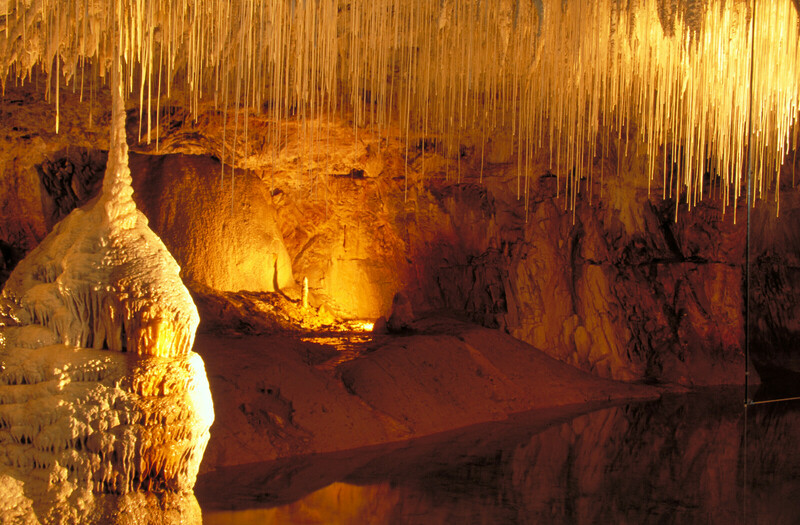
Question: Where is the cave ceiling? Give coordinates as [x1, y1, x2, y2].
[0, 0, 799, 216]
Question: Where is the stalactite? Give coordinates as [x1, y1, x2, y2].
[1, 0, 799, 217]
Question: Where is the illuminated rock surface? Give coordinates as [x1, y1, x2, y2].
[8, 145, 295, 297]
[2, 83, 790, 386]
[128, 153, 295, 294]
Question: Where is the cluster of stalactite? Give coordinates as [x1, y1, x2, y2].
[1, 0, 799, 217]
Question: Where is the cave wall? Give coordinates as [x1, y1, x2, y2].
[0, 86, 113, 246]
[3, 145, 295, 296]
[384, 160, 749, 386]
[1, 85, 798, 386]
[128, 153, 295, 294]
[749, 184, 800, 374]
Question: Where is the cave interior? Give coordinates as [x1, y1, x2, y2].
[1, 0, 800, 522]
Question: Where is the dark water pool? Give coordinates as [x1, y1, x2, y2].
[195, 389, 800, 524]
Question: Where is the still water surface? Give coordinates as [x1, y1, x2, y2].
[196, 389, 800, 524]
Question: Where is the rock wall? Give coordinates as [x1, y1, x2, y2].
[750, 184, 800, 374]
[128, 153, 295, 294]
[400, 172, 748, 385]
[1, 84, 798, 386]
[0, 85, 112, 256]
[5, 147, 296, 296]
[270, 162, 407, 319]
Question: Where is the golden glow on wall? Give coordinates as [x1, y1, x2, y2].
[351, 321, 374, 332]
[1, 0, 799, 216]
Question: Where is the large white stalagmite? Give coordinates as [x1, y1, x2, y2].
[4, 65, 200, 358]
[0, 46, 213, 523]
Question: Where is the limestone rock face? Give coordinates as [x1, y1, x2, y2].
[36, 148, 107, 232]
[129, 153, 295, 294]
[398, 173, 749, 386]
[22, 149, 296, 296]
[750, 186, 800, 373]
[274, 171, 405, 319]
[387, 292, 415, 332]
[0, 86, 113, 261]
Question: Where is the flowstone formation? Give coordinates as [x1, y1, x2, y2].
[0, 72, 213, 523]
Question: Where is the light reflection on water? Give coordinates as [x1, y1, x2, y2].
[201, 483, 401, 524]
[197, 390, 800, 524]
[300, 333, 375, 370]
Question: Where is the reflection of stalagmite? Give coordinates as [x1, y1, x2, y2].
[0, 57, 213, 522]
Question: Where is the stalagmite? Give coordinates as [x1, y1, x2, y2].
[0, 27, 213, 523]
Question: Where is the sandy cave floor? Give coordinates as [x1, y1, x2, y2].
[192, 314, 664, 473]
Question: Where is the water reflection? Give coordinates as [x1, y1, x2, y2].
[197, 390, 800, 524]
[299, 332, 375, 370]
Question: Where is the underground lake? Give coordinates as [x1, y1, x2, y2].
[196, 387, 800, 525]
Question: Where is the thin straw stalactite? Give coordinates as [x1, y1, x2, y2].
[0, 0, 799, 219]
